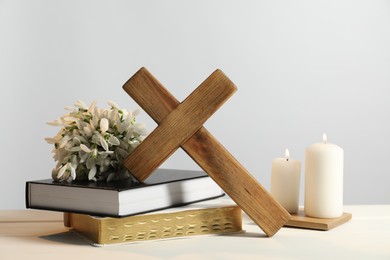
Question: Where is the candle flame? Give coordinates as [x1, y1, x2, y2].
[285, 148, 290, 159]
[323, 133, 327, 144]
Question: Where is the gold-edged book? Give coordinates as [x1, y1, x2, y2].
[64, 199, 242, 245]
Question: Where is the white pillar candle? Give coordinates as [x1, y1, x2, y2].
[304, 133, 344, 218]
[271, 149, 301, 214]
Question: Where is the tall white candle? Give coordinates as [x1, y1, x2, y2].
[271, 149, 301, 214]
[304, 133, 344, 218]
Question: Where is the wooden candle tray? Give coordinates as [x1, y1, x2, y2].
[285, 210, 352, 231]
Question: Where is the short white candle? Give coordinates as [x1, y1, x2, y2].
[304, 133, 344, 218]
[271, 149, 301, 214]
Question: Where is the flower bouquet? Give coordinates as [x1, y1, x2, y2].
[45, 100, 147, 182]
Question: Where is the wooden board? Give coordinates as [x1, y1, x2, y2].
[122, 67, 290, 237]
[285, 211, 352, 230]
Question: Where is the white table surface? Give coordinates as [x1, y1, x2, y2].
[1, 204, 389, 260]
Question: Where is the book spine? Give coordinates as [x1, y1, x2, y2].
[25, 182, 31, 209]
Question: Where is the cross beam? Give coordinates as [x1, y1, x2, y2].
[122, 67, 290, 237]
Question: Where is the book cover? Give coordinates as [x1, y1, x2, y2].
[26, 169, 224, 217]
[65, 199, 242, 246]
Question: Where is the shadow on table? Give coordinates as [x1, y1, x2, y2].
[217, 231, 268, 238]
[227, 231, 267, 238]
[38, 230, 267, 246]
[39, 231, 88, 246]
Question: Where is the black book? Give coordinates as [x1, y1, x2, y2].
[26, 169, 224, 217]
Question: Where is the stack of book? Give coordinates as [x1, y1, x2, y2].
[26, 169, 243, 246]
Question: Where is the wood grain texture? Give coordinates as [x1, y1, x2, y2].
[122, 67, 290, 236]
[123, 68, 237, 181]
[285, 211, 352, 230]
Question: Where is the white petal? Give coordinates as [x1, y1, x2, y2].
[71, 155, 78, 168]
[133, 108, 140, 117]
[59, 136, 70, 148]
[52, 168, 59, 181]
[88, 100, 97, 111]
[63, 116, 79, 122]
[104, 157, 111, 167]
[47, 120, 62, 126]
[45, 137, 57, 144]
[88, 165, 97, 180]
[133, 123, 148, 136]
[108, 100, 118, 109]
[74, 135, 88, 143]
[100, 135, 109, 151]
[100, 118, 109, 133]
[68, 146, 81, 152]
[80, 144, 92, 153]
[108, 135, 120, 146]
[73, 137, 81, 145]
[57, 164, 67, 179]
[98, 150, 114, 155]
[79, 152, 89, 163]
[100, 165, 108, 172]
[107, 172, 115, 182]
[130, 140, 141, 149]
[70, 166, 76, 180]
[102, 110, 109, 119]
[109, 109, 117, 121]
[86, 157, 95, 169]
[116, 147, 129, 159]
[62, 171, 71, 181]
[118, 121, 128, 133]
[64, 106, 74, 111]
[124, 129, 134, 141]
[91, 113, 99, 128]
[83, 126, 92, 137]
[75, 100, 88, 110]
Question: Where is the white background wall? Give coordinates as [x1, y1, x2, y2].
[1, 0, 389, 209]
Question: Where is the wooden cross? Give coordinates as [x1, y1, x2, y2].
[122, 67, 290, 237]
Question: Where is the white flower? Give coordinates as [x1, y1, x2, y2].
[46, 100, 147, 182]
